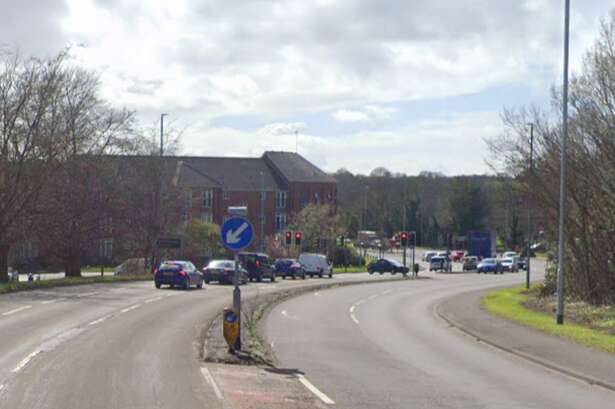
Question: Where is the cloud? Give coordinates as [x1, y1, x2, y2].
[182, 112, 502, 176]
[332, 110, 372, 123]
[333, 105, 397, 123]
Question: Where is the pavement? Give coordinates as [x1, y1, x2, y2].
[265, 266, 615, 409]
[437, 287, 615, 390]
[0, 271, 398, 409]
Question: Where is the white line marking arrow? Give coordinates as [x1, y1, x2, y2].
[226, 222, 249, 244]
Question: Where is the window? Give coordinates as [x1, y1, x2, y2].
[261, 191, 267, 201]
[202, 190, 213, 208]
[223, 190, 230, 200]
[275, 191, 287, 208]
[200, 213, 213, 223]
[185, 191, 192, 209]
[275, 213, 287, 231]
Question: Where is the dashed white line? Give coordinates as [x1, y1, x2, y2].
[144, 296, 164, 304]
[88, 315, 113, 326]
[349, 305, 356, 314]
[297, 374, 335, 405]
[12, 350, 41, 373]
[40, 298, 64, 305]
[2, 305, 32, 316]
[314, 292, 321, 296]
[367, 294, 378, 301]
[0, 384, 4, 393]
[120, 304, 141, 313]
[350, 314, 359, 324]
[201, 367, 224, 401]
[77, 291, 101, 298]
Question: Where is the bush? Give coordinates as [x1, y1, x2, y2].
[334, 245, 364, 266]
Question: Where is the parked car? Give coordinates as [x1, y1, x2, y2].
[202, 260, 248, 284]
[298, 253, 333, 278]
[422, 251, 438, 262]
[273, 259, 306, 279]
[451, 250, 465, 262]
[237, 252, 276, 282]
[367, 258, 409, 275]
[503, 251, 519, 258]
[517, 257, 528, 270]
[437, 251, 449, 258]
[429, 256, 451, 272]
[462, 256, 479, 271]
[154, 260, 203, 289]
[500, 258, 518, 273]
[477, 258, 503, 274]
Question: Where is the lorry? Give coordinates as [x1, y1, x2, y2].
[467, 231, 496, 260]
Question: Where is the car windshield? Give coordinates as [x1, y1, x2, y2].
[208, 260, 234, 268]
[386, 259, 402, 267]
[482, 259, 496, 264]
[502, 258, 513, 263]
[159, 262, 182, 270]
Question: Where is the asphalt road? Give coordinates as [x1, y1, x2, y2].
[0, 272, 392, 409]
[265, 265, 615, 409]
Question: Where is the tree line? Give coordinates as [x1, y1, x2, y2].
[487, 12, 615, 305]
[0, 50, 183, 281]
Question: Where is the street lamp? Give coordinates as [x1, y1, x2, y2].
[526, 123, 534, 289]
[160, 113, 168, 156]
[556, 0, 571, 325]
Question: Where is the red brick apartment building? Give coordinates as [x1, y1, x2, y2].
[174, 151, 337, 244]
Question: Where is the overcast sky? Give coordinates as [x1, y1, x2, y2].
[2, 0, 614, 175]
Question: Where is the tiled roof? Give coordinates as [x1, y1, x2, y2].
[263, 151, 336, 183]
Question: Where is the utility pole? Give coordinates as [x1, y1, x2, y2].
[154, 113, 168, 270]
[556, 0, 571, 325]
[526, 123, 534, 289]
[160, 113, 168, 156]
[260, 171, 265, 252]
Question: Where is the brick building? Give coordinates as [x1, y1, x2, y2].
[174, 151, 337, 248]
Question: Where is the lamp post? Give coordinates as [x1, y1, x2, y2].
[526, 123, 534, 289]
[556, 0, 571, 325]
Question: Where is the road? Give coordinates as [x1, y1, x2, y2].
[0, 273, 390, 409]
[265, 264, 614, 409]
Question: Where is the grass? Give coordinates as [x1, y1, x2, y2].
[0, 274, 152, 294]
[482, 286, 615, 354]
[80, 265, 116, 273]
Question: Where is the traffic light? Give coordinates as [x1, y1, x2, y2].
[295, 231, 302, 246]
[400, 231, 408, 247]
[285, 231, 292, 245]
[409, 231, 416, 247]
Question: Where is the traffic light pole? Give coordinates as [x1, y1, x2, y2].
[233, 252, 241, 351]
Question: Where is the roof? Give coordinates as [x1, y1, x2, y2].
[178, 157, 287, 191]
[263, 151, 336, 183]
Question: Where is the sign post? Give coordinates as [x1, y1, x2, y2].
[220, 215, 254, 352]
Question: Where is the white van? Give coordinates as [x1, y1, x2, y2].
[298, 253, 333, 278]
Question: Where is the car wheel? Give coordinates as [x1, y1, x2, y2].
[257, 275, 262, 282]
[196, 281, 203, 289]
[170, 284, 175, 288]
[318, 273, 323, 278]
[271, 275, 276, 282]
[184, 278, 190, 290]
[155, 282, 161, 289]
[292, 274, 296, 280]
[368, 269, 373, 275]
[204, 278, 210, 284]
[329, 272, 333, 278]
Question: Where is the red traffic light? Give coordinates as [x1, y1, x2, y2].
[295, 231, 302, 245]
[285, 231, 292, 245]
[400, 231, 408, 246]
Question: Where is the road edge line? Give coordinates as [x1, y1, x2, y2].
[200, 367, 224, 401]
[297, 374, 335, 404]
[435, 302, 615, 393]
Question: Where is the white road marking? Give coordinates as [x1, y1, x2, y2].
[201, 367, 224, 401]
[0, 384, 4, 392]
[314, 291, 320, 296]
[367, 294, 378, 301]
[270, 341, 275, 348]
[350, 314, 359, 325]
[77, 291, 101, 298]
[297, 374, 335, 405]
[40, 298, 65, 305]
[88, 315, 113, 326]
[2, 305, 32, 316]
[349, 305, 356, 314]
[120, 304, 141, 313]
[381, 289, 392, 295]
[12, 350, 41, 373]
[144, 296, 164, 304]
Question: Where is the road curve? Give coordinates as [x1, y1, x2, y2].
[265, 272, 614, 409]
[0, 273, 392, 409]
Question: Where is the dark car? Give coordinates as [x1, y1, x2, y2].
[237, 252, 276, 282]
[477, 258, 503, 274]
[202, 260, 248, 284]
[367, 258, 409, 275]
[517, 257, 528, 270]
[273, 259, 306, 279]
[462, 256, 479, 271]
[154, 260, 203, 289]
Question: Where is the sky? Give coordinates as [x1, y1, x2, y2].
[1, 0, 614, 175]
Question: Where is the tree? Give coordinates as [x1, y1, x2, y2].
[288, 204, 340, 257]
[0, 51, 79, 281]
[445, 178, 488, 237]
[486, 12, 615, 304]
[181, 219, 224, 264]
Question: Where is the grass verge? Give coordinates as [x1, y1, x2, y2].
[333, 266, 366, 274]
[0, 274, 152, 294]
[482, 287, 615, 354]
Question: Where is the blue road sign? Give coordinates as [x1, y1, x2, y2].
[221, 216, 254, 251]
